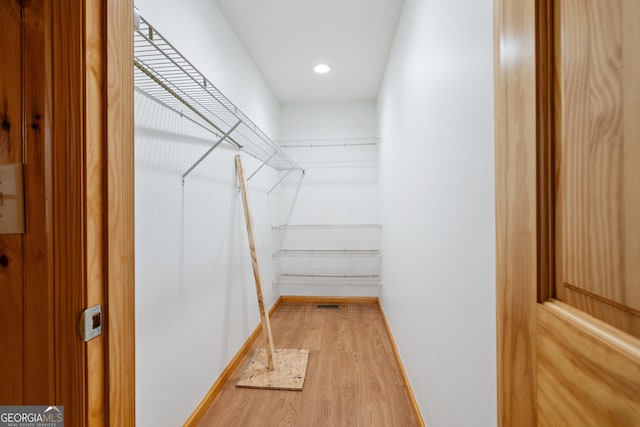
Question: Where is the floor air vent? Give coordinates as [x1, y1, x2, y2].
[316, 304, 340, 309]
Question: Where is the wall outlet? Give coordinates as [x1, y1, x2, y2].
[0, 163, 25, 234]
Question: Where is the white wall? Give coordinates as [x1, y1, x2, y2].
[278, 102, 379, 225]
[378, 1, 496, 426]
[133, 1, 281, 425]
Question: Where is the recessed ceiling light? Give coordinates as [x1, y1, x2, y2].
[314, 64, 331, 74]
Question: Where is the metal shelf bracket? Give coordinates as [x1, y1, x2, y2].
[182, 120, 241, 184]
[268, 167, 297, 194]
[247, 152, 277, 182]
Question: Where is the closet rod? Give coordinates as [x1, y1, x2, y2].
[283, 142, 377, 148]
[278, 136, 379, 142]
[278, 136, 380, 148]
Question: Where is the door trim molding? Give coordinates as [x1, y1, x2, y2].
[105, 0, 135, 424]
[50, 1, 89, 422]
[49, 0, 135, 424]
[494, 0, 538, 425]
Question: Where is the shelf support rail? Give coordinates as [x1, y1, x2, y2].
[182, 120, 241, 184]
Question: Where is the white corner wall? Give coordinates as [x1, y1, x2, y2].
[378, 1, 497, 426]
[278, 102, 380, 225]
[133, 1, 281, 425]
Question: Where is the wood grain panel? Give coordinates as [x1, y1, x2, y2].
[105, 0, 136, 424]
[198, 304, 419, 427]
[537, 302, 640, 426]
[85, 0, 106, 423]
[22, 0, 54, 404]
[0, 0, 24, 405]
[494, 0, 538, 424]
[0, 237, 24, 404]
[555, 0, 640, 313]
[0, 1, 22, 163]
[622, 1, 640, 314]
[51, 0, 88, 423]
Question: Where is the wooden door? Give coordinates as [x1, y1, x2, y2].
[0, 0, 134, 425]
[495, 0, 640, 426]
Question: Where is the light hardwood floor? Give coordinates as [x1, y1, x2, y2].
[197, 303, 420, 426]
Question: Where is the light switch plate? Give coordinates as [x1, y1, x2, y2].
[0, 163, 25, 234]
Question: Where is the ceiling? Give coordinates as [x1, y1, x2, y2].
[215, 0, 405, 104]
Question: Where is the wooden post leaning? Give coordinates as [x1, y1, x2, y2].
[235, 154, 276, 371]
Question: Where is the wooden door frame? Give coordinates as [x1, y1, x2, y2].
[49, 0, 134, 424]
[495, 1, 640, 425]
[494, 0, 575, 423]
[494, 0, 538, 424]
[105, 0, 135, 424]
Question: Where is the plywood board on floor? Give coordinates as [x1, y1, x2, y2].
[237, 348, 309, 390]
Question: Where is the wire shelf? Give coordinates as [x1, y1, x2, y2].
[274, 252, 381, 278]
[134, 15, 301, 174]
[273, 224, 382, 251]
[272, 224, 382, 297]
[274, 279, 381, 297]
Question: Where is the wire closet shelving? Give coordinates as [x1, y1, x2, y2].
[273, 225, 383, 297]
[133, 15, 302, 181]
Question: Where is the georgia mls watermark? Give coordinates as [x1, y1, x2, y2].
[0, 406, 63, 427]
